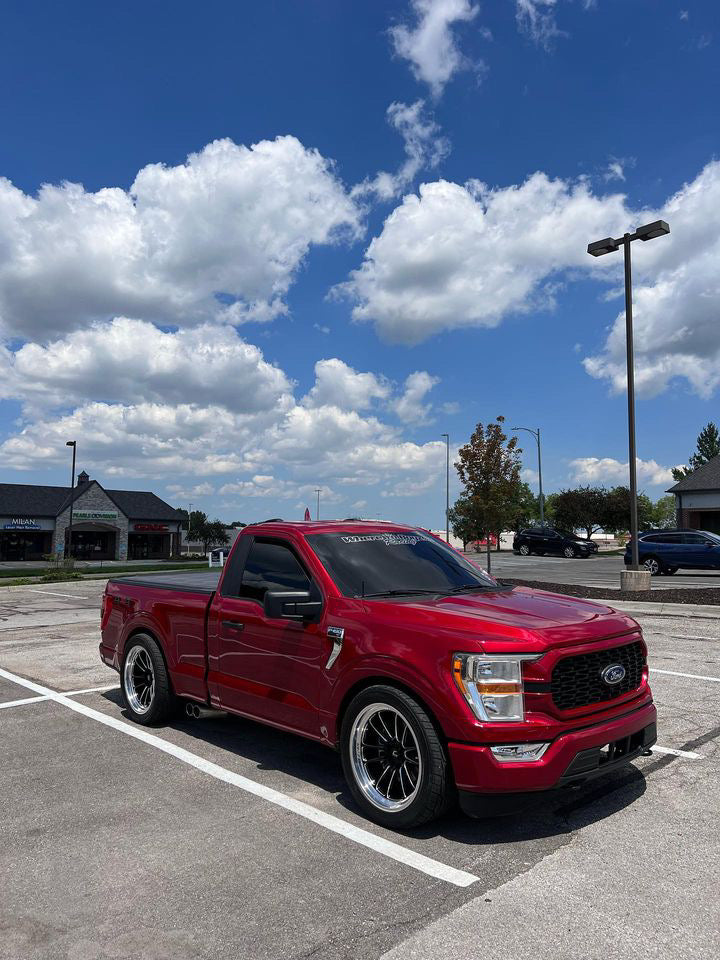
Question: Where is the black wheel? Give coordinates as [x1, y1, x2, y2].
[563, 546, 577, 559]
[664, 567, 678, 576]
[518, 544, 531, 556]
[121, 633, 178, 725]
[643, 556, 664, 577]
[341, 685, 452, 829]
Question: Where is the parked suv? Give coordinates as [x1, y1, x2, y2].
[513, 527, 598, 559]
[625, 529, 720, 576]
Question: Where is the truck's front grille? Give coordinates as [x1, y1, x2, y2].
[550, 640, 645, 711]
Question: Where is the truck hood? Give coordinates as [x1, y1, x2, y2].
[368, 585, 639, 652]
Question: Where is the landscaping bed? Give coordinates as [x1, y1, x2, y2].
[503, 577, 720, 606]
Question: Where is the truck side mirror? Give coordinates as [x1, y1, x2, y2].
[264, 590, 323, 622]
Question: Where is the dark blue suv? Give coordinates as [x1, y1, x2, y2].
[625, 529, 720, 576]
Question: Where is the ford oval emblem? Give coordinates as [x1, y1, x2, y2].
[601, 663, 626, 685]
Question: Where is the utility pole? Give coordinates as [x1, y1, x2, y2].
[441, 433, 450, 542]
[315, 488, 321, 521]
[65, 441, 76, 560]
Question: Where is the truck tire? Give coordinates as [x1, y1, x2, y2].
[121, 633, 178, 726]
[340, 685, 453, 829]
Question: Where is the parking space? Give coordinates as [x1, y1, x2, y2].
[471, 551, 720, 590]
[1, 583, 718, 959]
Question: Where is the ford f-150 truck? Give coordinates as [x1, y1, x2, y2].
[100, 521, 657, 828]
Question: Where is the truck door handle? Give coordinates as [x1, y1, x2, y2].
[221, 620, 245, 632]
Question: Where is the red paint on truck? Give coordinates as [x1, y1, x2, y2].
[100, 521, 656, 826]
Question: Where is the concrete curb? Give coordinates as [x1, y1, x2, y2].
[606, 599, 720, 619]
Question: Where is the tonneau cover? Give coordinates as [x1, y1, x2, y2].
[108, 571, 221, 594]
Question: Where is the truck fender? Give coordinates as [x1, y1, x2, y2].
[324, 655, 460, 745]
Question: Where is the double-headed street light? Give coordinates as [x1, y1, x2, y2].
[512, 427, 544, 527]
[587, 219, 670, 571]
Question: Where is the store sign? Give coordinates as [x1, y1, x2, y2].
[3, 517, 40, 530]
[134, 523, 169, 532]
[72, 510, 118, 522]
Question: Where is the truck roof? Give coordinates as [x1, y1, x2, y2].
[242, 520, 419, 536]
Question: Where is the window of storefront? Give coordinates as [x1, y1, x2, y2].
[66, 530, 116, 560]
[0, 531, 53, 561]
[128, 533, 170, 560]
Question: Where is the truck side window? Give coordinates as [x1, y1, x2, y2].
[239, 540, 311, 603]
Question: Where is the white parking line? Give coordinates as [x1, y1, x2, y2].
[650, 745, 703, 760]
[25, 589, 90, 600]
[651, 668, 720, 683]
[0, 683, 118, 710]
[0, 666, 478, 888]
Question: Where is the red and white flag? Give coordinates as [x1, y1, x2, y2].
[304, 507, 311, 521]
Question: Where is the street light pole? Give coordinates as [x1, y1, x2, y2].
[587, 219, 670, 572]
[441, 433, 450, 542]
[512, 427, 544, 527]
[623, 235, 640, 571]
[65, 441, 76, 560]
[315, 488, 321, 521]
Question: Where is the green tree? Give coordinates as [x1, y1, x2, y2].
[188, 510, 208, 541]
[598, 487, 654, 535]
[201, 521, 230, 552]
[672, 422, 720, 481]
[553, 487, 606, 539]
[448, 496, 480, 549]
[650, 495, 677, 529]
[452, 417, 524, 567]
[175, 507, 189, 531]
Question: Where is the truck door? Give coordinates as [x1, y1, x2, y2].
[207, 537, 326, 736]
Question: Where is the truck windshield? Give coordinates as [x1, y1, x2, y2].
[306, 531, 498, 598]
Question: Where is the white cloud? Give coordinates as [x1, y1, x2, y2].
[342, 174, 628, 344]
[352, 100, 450, 201]
[515, 0, 565, 49]
[569, 457, 679, 487]
[166, 482, 215, 499]
[603, 156, 635, 183]
[392, 370, 439, 424]
[343, 160, 720, 401]
[584, 161, 720, 398]
[390, 0, 479, 97]
[0, 318, 293, 416]
[303, 358, 391, 410]
[0, 136, 361, 340]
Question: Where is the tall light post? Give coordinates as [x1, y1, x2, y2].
[441, 433, 450, 542]
[65, 441, 76, 560]
[587, 219, 670, 572]
[315, 488, 321, 521]
[512, 427, 544, 527]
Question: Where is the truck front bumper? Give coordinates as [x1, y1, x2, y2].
[449, 701, 657, 817]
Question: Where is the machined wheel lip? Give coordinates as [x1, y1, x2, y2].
[349, 702, 423, 813]
[123, 645, 155, 715]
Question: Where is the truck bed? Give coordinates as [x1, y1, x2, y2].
[108, 570, 221, 593]
[102, 570, 222, 701]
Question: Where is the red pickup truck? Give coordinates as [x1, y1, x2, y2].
[100, 520, 656, 828]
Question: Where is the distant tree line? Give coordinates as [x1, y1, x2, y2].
[175, 508, 231, 552]
[448, 417, 678, 550]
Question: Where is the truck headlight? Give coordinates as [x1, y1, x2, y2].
[452, 653, 541, 722]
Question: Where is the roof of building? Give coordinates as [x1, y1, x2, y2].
[667, 455, 720, 493]
[0, 480, 182, 521]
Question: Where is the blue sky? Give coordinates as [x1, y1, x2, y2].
[0, 0, 718, 526]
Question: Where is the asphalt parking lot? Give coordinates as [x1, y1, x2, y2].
[1, 579, 718, 960]
[472, 550, 720, 590]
